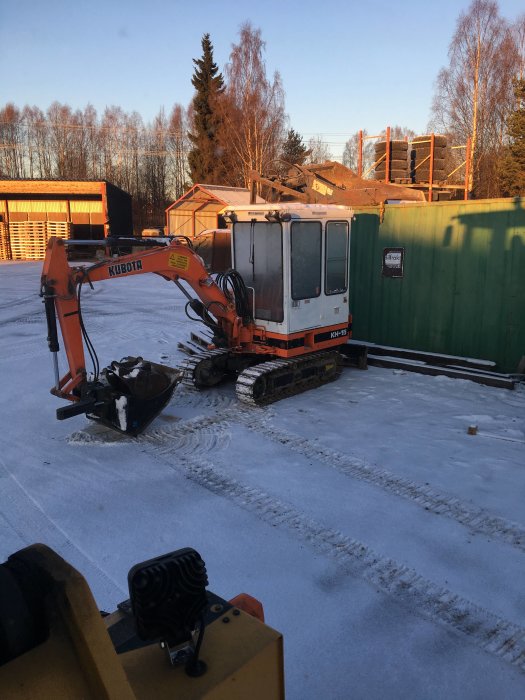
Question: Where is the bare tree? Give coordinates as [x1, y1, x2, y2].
[70, 108, 89, 178]
[99, 106, 128, 186]
[83, 104, 101, 180]
[305, 135, 332, 164]
[0, 104, 25, 178]
[47, 103, 73, 178]
[513, 14, 525, 80]
[0, 98, 187, 228]
[120, 112, 145, 199]
[219, 23, 286, 187]
[167, 105, 189, 199]
[430, 0, 519, 197]
[142, 108, 169, 222]
[390, 125, 416, 141]
[26, 106, 53, 178]
[343, 130, 375, 175]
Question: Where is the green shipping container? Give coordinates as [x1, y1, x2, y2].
[350, 197, 525, 373]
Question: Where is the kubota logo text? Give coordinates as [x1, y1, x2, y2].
[108, 260, 143, 276]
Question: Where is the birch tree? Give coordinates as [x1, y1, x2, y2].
[219, 23, 286, 188]
[514, 14, 525, 80]
[431, 0, 519, 197]
[167, 105, 189, 199]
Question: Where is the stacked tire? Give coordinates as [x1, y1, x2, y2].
[374, 140, 409, 181]
[410, 135, 447, 183]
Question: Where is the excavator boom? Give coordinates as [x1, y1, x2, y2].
[41, 237, 242, 435]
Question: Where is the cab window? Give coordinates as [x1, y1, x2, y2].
[232, 221, 283, 322]
[325, 221, 348, 295]
[291, 221, 321, 300]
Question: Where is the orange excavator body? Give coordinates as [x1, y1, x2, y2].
[41, 204, 356, 434]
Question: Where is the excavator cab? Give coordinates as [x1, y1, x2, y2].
[227, 204, 352, 345]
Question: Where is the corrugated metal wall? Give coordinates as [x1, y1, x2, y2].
[350, 198, 525, 372]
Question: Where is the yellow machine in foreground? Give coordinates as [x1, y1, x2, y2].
[0, 544, 284, 699]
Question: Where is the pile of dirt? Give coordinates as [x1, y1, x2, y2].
[257, 161, 426, 206]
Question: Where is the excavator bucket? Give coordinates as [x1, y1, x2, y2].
[89, 357, 182, 436]
[56, 357, 182, 436]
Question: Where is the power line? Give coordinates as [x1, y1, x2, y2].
[0, 120, 354, 150]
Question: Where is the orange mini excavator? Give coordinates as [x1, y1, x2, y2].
[41, 203, 356, 436]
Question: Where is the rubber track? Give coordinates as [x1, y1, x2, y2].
[140, 438, 525, 673]
[236, 351, 343, 406]
[179, 349, 231, 390]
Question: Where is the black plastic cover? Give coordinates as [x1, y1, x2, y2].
[128, 548, 208, 646]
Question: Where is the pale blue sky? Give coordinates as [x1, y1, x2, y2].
[1, 0, 523, 159]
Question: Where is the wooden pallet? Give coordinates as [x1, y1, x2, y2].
[9, 221, 70, 260]
[0, 222, 10, 260]
[47, 221, 71, 239]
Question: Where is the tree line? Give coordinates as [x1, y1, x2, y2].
[342, 1, 525, 198]
[1, 1, 524, 229]
[0, 102, 187, 230]
[431, 0, 525, 197]
[0, 23, 310, 229]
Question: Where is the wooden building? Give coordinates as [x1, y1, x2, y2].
[165, 184, 265, 237]
[0, 180, 132, 260]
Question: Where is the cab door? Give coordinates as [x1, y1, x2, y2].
[288, 220, 349, 333]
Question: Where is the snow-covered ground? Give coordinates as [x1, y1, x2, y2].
[1, 260, 524, 699]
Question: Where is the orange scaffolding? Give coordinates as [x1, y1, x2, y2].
[357, 127, 472, 201]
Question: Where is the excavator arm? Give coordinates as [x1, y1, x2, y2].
[40, 237, 246, 435]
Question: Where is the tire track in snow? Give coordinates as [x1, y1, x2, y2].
[0, 310, 43, 327]
[142, 415, 231, 455]
[122, 400, 525, 557]
[0, 338, 48, 362]
[169, 386, 238, 412]
[0, 459, 125, 603]
[140, 443, 525, 674]
[62, 400, 525, 669]
[0, 319, 159, 365]
[68, 412, 231, 457]
[233, 408, 525, 555]
[0, 293, 37, 311]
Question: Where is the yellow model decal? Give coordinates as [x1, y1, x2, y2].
[169, 253, 190, 270]
[312, 179, 333, 196]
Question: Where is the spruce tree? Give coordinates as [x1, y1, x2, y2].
[280, 129, 309, 167]
[188, 34, 225, 184]
[498, 79, 525, 196]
